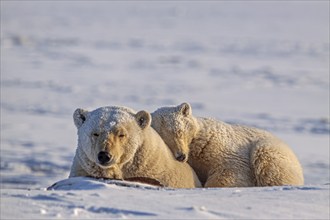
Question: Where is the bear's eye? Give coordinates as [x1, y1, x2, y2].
[92, 133, 100, 137]
[118, 133, 126, 138]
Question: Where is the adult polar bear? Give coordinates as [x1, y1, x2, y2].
[69, 106, 201, 188]
[151, 103, 304, 187]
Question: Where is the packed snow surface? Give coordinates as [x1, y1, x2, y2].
[2, 177, 329, 219]
[1, 1, 329, 219]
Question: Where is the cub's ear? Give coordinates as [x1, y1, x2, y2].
[73, 108, 89, 129]
[135, 110, 151, 129]
[177, 102, 192, 116]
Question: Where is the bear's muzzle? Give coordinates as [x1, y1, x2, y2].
[97, 151, 112, 166]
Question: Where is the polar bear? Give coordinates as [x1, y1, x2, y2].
[69, 106, 201, 188]
[151, 103, 304, 187]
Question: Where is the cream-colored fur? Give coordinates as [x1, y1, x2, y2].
[69, 106, 201, 188]
[151, 103, 304, 187]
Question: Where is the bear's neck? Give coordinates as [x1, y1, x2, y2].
[193, 117, 226, 139]
[122, 128, 172, 179]
[189, 117, 230, 158]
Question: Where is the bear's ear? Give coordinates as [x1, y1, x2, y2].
[73, 108, 89, 129]
[135, 110, 151, 129]
[177, 102, 192, 117]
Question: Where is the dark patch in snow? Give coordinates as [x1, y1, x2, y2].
[1, 102, 68, 117]
[22, 159, 70, 174]
[281, 186, 324, 191]
[87, 206, 157, 216]
[29, 194, 64, 202]
[1, 175, 40, 188]
[226, 115, 330, 135]
[2, 79, 72, 93]
[209, 65, 328, 88]
[178, 206, 239, 218]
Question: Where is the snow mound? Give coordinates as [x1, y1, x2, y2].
[47, 177, 163, 191]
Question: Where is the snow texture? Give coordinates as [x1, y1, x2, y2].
[1, 1, 329, 219]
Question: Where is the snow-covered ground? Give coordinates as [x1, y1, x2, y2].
[1, 177, 329, 219]
[1, 1, 329, 219]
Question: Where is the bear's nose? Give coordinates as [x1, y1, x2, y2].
[97, 151, 112, 165]
[176, 153, 186, 162]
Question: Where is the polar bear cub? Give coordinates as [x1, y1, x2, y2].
[151, 103, 304, 187]
[69, 106, 201, 188]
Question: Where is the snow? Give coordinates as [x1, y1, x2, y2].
[1, 1, 329, 219]
[2, 177, 330, 219]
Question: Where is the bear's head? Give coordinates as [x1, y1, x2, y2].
[151, 102, 198, 162]
[73, 106, 151, 169]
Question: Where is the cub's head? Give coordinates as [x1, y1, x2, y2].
[151, 102, 198, 162]
[73, 106, 151, 169]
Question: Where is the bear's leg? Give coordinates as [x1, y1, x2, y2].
[104, 165, 123, 180]
[250, 141, 304, 186]
[204, 166, 254, 187]
[69, 160, 89, 177]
